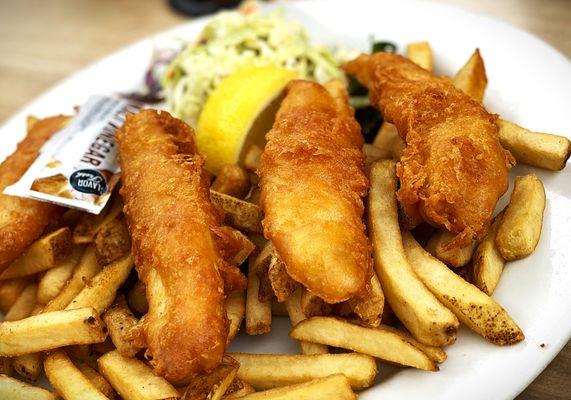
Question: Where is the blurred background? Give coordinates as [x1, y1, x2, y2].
[0, 1, 569, 398]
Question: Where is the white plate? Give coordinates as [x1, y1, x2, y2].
[1, 1, 570, 399]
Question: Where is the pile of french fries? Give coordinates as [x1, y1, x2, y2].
[0, 41, 568, 400]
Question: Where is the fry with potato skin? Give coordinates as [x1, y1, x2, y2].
[403, 231, 524, 345]
[367, 160, 458, 346]
[496, 174, 546, 260]
[0, 116, 67, 272]
[246, 259, 272, 335]
[228, 352, 376, 390]
[290, 317, 437, 371]
[453, 49, 487, 102]
[103, 295, 143, 358]
[239, 374, 356, 400]
[44, 350, 109, 400]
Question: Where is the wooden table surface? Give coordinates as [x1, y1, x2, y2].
[0, 0, 569, 398]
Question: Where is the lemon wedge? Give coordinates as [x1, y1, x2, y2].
[197, 66, 298, 175]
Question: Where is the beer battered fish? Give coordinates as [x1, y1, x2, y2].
[117, 110, 245, 384]
[344, 53, 514, 248]
[0, 116, 67, 272]
[259, 80, 372, 304]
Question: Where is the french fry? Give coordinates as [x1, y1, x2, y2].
[103, 295, 143, 358]
[290, 317, 437, 371]
[45, 349, 109, 400]
[0, 227, 72, 280]
[426, 230, 477, 268]
[363, 143, 391, 167]
[0, 278, 28, 314]
[252, 242, 275, 302]
[94, 216, 131, 266]
[453, 49, 487, 102]
[72, 196, 123, 244]
[367, 160, 458, 346]
[66, 254, 134, 314]
[5, 283, 37, 321]
[66, 344, 93, 361]
[267, 254, 297, 303]
[406, 41, 433, 71]
[226, 290, 246, 343]
[211, 164, 251, 199]
[246, 257, 272, 335]
[496, 174, 546, 260]
[284, 288, 328, 355]
[217, 227, 256, 266]
[339, 273, 384, 327]
[244, 145, 263, 172]
[300, 288, 331, 318]
[223, 379, 256, 398]
[210, 190, 263, 233]
[403, 231, 525, 345]
[182, 356, 239, 400]
[13, 353, 43, 381]
[497, 119, 571, 171]
[43, 246, 102, 313]
[229, 352, 376, 390]
[78, 362, 118, 399]
[127, 281, 148, 315]
[472, 212, 505, 295]
[0, 357, 12, 376]
[238, 374, 356, 400]
[378, 324, 447, 363]
[98, 350, 179, 400]
[0, 307, 107, 356]
[37, 246, 84, 305]
[0, 374, 58, 400]
[373, 123, 404, 160]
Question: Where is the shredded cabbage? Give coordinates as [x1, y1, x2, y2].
[162, 2, 354, 126]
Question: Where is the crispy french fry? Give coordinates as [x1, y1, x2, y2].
[212, 164, 251, 199]
[98, 350, 179, 400]
[223, 379, 256, 399]
[238, 374, 356, 400]
[229, 352, 376, 390]
[0, 307, 107, 356]
[13, 353, 43, 381]
[339, 273, 384, 327]
[37, 246, 84, 305]
[300, 289, 331, 318]
[284, 288, 328, 355]
[497, 119, 571, 171]
[363, 143, 391, 167]
[45, 349, 109, 400]
[252, 243, 275, 302]
[496, 174, 546, 260]
[378, 324, 447, 363]
[472, 212, 505, 296]
[43, 246, 102, 313]
[244, 145, 263, 172]
[290, 317, 437, 371]
[367, 160, 458, 346]
[372, 123, 404, 160]
[127, 281, 148, 315]
[226, 290, 246, 343]
[426, 230, 477, 268]
[210, 190, 263, 233]
[182, 356, 239, 400]
[403, 231, 525, 345]
[217, 227, 255, 267]
[0, 227, 72, 280]
[66, 254, 133, 314]
[246, 258, 272, 335]
[0, 278, 28, 314]
[66, 344, 93, 361]
[453, 49, 487, 102]
[0, 374, 58, 400]
[5, 283, 37, 321]
[78, 362, 118, 399]
[103, 295, 143, 358]
[94, 216, 131, 266]
[267, 254, 297, 303]
[406, 41, 433, 71]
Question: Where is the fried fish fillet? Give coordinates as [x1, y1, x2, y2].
[259, 80, 372, 304]
[117, 110, 244, 383]
[0, 116, 67, 271]
[344, 53, 513, 247]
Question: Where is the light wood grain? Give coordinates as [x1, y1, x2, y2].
[0, 0, 569, 398]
